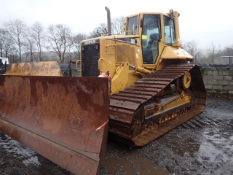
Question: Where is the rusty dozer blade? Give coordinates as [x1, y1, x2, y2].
[0, 75, 109, 175]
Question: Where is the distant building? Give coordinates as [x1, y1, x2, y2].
[214, 56, 233, 65]
[0, 57, 9, 65]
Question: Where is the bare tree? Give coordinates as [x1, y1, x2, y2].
[208, 42, 216, 64]
[23, 28, 37, 62]
[72, 33, 87, 59]
[0, 29, 5, 57]
[89, 23, 108, 38]
[0, 29, 15, 57]
[4, 20, 27, 62]
[182, 40, 200, 63]
[89, 16, 124, 38]
[112, 16, 124, 34]
[7, 47, 18, 63]
[31, 22, 44, 61]
[218, 45, 221, 54]
[224, 46, 233, 56]
[46, 24, 73, 63]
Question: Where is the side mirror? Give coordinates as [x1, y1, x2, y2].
[140, 19, 143, 27]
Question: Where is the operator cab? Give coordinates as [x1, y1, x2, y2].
[126, 13, 176, 65]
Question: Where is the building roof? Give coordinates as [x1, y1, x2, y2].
[215, 56, 233, 59]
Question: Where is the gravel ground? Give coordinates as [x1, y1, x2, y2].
[0, 97, 233, 175]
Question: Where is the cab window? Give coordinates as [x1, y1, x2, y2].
[127, 16, 138, 35]
[141, 14, 161, 64]
[164, 16, 175, 45]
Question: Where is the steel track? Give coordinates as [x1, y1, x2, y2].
[109, 63, 207, 146]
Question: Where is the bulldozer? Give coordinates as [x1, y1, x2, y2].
[0, 7, 206, 175]
[78, 7, 206, 146]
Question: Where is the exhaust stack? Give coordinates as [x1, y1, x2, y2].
[105, 6, 111, 36]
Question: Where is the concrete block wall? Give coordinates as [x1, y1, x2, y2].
[202, 67, 233, 96]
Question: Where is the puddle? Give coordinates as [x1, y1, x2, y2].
[196, 128, 233, 163]
[165, 134, 200, 157]
[103, 153, 170, 175]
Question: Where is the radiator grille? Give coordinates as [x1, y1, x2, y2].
[81, 43, 100, 77]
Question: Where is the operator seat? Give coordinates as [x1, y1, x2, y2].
[144, 33, 159, 64]
[148, 33, 159, 45]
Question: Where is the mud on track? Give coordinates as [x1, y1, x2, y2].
[0, 97, 233, 175]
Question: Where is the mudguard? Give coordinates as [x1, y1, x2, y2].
[0, 75, 109, 175]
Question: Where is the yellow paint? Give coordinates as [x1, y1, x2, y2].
[134, 66, 151, 75]
[160, 46, 193, 59]
[127, 70, 139, 87]
[98, 38, 116, 76]
[111, 62, 129, 94]
[182, 72, 191, 89]
[142, 35, 147, 39]
[76, 60, 82, 75]
[155, 93, 191, 115]
[173, 11, 182, 47]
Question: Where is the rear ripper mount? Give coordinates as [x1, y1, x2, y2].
[109, 63, 206, 146]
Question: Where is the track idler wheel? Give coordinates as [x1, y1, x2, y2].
[182, 72, 191, 89]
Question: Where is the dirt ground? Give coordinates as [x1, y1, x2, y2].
[0, 97, 233, 175]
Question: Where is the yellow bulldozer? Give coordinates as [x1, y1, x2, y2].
[0, 7, 206, 175]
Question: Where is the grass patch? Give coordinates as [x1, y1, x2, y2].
[201, 68, 207, 74]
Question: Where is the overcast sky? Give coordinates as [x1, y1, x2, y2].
[1, 0, 233, 49]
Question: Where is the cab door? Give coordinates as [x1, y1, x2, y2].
[141, 14, 161, 65]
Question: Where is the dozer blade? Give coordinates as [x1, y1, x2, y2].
[0, 75, 109, 175]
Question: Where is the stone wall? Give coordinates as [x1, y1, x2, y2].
[202, 67, 233, 97]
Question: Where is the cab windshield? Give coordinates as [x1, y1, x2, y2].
[141, 14, 161, 64]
